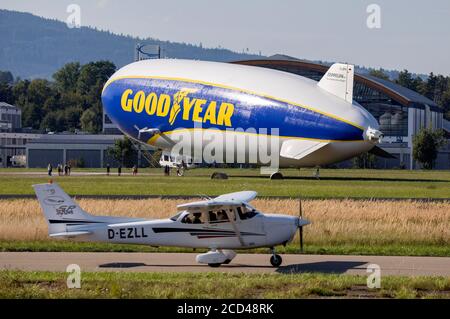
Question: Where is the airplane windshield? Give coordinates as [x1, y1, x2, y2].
[170, 212, 183, 221]
[237, 204, 259, 220]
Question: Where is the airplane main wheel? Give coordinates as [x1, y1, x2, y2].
[270, 254, 282, 267]
[208, 263, 222, 268]
[270, 172, 283, 180]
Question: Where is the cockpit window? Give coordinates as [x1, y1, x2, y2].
[237, 205, 259, 220]
[181, 212, 206, 224]
[207, 209, 235, 223]
[170, 212, 182, 221]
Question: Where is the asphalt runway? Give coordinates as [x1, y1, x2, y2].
[0, 252, 449, 276]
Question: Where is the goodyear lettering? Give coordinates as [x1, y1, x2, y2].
[145, 92, 157, 115]
[108, 227, 149, 239]
[157, 94, 171, 117]
[120, 89, 234, 127]
[182, 96, 196, 121]
[120, 89, 133, 111]
[133, 91, 145, 113]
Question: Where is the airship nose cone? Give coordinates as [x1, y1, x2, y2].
[351, 101, 382, 142]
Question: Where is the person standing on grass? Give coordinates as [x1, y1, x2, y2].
[106, 164, 110, 176]
[68, 164, 71, 176]
[118, 165, 122, 176]
[63, 164, 68, 176]
[47, 163, 52, 176]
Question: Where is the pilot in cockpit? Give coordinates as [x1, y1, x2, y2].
[192, 212, 202, 224]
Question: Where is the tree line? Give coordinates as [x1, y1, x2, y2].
[0, 61, 116, 133]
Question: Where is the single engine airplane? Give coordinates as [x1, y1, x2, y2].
[34, 182, 310, 267]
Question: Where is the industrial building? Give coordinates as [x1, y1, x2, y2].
[0, 102, 124, 168]
[26, 133, 123, 168]
[0, 102, 42, 167]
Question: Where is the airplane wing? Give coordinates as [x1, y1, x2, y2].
[214, 191, 257, 203]
[177, 191, 258, 211]
[177, 200, 242, 211]
[280, 139, 329, 160]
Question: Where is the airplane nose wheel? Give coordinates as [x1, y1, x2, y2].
[269, 248, 282, 267]
[270, 254, 282, 267]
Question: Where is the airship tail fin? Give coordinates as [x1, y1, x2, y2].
[318, 63, 354, 103]
[280, 139, 329, 160]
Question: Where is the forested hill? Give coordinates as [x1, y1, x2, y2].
[0, 9, 261, 79]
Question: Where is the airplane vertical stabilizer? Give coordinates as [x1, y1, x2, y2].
[33, 183, 97, 233]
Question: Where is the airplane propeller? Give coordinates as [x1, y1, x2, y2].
[297, 197, 304, 253]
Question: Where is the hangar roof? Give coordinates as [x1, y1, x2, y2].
[234, 55, 440, 110]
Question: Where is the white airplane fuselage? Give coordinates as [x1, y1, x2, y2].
[33, 183, 309, 267]
[101, 59, 381, 167]
[59, 212, 298, 249]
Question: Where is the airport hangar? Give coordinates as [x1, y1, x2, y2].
[0, 102, 125, 168]
[1, 55, 449, 169]
[234, 55, 450, 169]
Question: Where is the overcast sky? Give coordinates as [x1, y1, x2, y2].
[1, 0, 449, 75]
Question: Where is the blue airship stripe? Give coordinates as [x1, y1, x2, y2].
[102, 77, 364, 142]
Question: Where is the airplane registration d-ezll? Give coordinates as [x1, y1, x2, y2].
[34, 182, 309, 267]
[101, 59, 386, 169]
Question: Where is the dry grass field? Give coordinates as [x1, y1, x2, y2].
[0, 198, 448, 247]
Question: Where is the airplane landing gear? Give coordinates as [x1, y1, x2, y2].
[197, 249, 236, 267]
[269, 248, 282, 267]
[270, 255, 282, 267]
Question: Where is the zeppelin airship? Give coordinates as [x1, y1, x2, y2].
[101, 59, 384, 171]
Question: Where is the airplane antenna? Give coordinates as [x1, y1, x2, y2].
[198, 194, 212, 201]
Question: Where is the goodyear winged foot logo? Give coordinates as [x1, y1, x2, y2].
[169, 89, 195, 125]
[120, 88, 235, 127]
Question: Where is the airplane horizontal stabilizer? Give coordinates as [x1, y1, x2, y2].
[280, 139, 329, 160]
